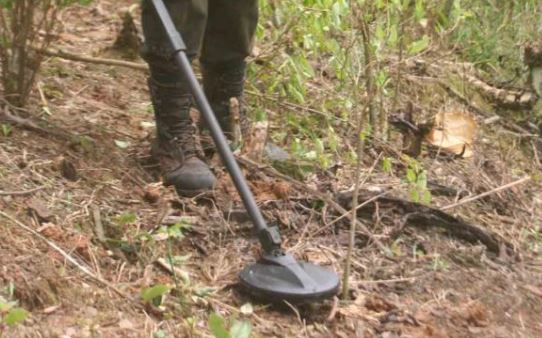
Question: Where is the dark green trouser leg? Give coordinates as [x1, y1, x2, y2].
[141, 0, 258, 86]
[141, 0, 258, 134]
[201, 0, 258, 66]
[141, 0, 206, 88]
[201, 0, 258, 134]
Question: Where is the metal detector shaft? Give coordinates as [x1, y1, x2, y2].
[150, 0, 281, 253]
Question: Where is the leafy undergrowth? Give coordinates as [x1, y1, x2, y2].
[1, 1, 542, 337]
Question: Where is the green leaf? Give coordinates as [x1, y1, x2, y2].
[194, 287, 215, 298]
[421, 190, 432, 205]
[115, 212, 137, 226]
[408, 35, 430, 55]
[406, 168, 416, 183]
[382, 157, 393, 173]
[153, 330, 169, 338]
[230, 320, 252, 338]
[3, 308, 27, 326]
[0, 0, 13, 10]
[388, 24, 398, 47]
[409, 188, 420, 203]
[209, 313, 230, 338]
[416, 170, 427, 188]
[1, 124, 12, 137]
[376, 70, 389, 88]
[141, 284, 170, 303]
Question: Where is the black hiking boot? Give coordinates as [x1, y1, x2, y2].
[201, 61, 251, 150]
[148, 78, 216, 196]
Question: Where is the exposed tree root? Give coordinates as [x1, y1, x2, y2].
[336, 191, 516, 258]
[0, 105, 73, 141]
[239, 155, 514, 258]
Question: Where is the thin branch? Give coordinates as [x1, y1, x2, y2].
[37, 47, 149, 71]
[0, 186, 44, 196]
[440, 176, 530, 211]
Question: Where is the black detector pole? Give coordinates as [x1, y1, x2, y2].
[150, 0, 339, 302]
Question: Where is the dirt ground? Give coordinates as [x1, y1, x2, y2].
[1, 1, 542, 337]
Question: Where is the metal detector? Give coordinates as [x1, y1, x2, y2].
[149, 0, 340, 302]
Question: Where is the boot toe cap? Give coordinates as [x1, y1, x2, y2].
[164, 157, 216, 195]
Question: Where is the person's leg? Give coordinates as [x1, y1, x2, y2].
[200, 0, 259, 137]
[141, 0, 216, 196]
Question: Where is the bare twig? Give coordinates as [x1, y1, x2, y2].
[155, 257, 190, 284]
[1, 105, 48, 132]
[440, 177, 530, 211]
[91, 205, 106, 244]
[321, 190, 392, 232]
[0, 186, 44, 196]
[246, 89, 350, 124]
[326, 296, 340, 322]
[37, 47, 149, 71]
[343, 1, 377, 299]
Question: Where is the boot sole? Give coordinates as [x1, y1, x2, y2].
[174, 187, 209, 198]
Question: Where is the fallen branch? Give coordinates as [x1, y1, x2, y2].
[458, 71, 537, 109]
[1, 105, 48, 133]
[406, 58, 538, 110]
[0, 105, 73, 140]
[37, 47, 148, 71]
[440, 176, 530, 211]
[336, 192, 515, 257]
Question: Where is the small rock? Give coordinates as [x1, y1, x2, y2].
[265, 142, 290, 162]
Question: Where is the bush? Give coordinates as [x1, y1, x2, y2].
[0, 0, 91, 107]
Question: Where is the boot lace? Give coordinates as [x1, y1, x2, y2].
[170, 120, 199, 159]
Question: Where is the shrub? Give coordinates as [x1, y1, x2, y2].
[0, 0, 91, 107]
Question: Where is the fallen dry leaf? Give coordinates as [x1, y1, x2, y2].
[27, 198, 53, 222]
[365, 294, 397, 313]
[54, 156, 78, 181]
[272, 181, 291, 199]
[521, 284, 542, 298]
[71, 233, 90, 251]
[37, 223, 64, 241]
[143, 184, 161, 203]
[462, 301, 491, 327]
